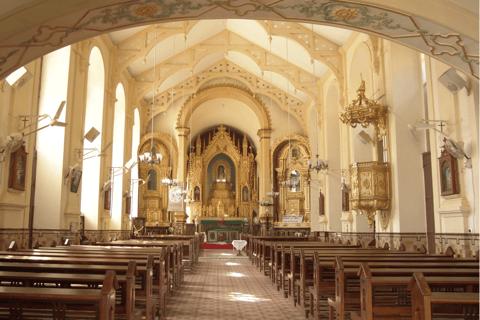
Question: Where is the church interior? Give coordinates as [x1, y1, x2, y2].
[0, 1, 478, 319]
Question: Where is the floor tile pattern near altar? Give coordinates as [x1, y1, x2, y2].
[166, 249, 306, 320]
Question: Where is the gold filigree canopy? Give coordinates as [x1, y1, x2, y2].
[340, 80, 387, 141]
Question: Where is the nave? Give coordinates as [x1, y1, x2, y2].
[166, 249, 306, 320]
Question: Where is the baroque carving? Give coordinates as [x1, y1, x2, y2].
[349, 161, 390, 228]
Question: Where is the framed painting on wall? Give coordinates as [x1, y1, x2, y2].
[104, 189, 111, 210]
[125, 196, 131, 215]
[438, 142, 459, 196]
[70, 170, 82, 193]
[8, 144, 28, 191]
[319, 191, 325, 216]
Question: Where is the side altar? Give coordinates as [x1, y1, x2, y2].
[198, 217, 244, 243]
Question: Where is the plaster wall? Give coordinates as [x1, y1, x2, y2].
[383, 42, 427, 233]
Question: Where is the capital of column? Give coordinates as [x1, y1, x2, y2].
[257, 129, 272, 140]
[175, 127, 190, 137]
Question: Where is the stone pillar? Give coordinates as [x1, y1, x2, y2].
[63, 42, 89, 229]
[257, 129, 272, 217]
[174, 127, 190, 234]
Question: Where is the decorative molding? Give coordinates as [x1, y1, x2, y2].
[0, 0, 477, 81]
[176, 83, 272, 129]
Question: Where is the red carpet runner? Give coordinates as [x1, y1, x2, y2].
[202, 243, 234, 249]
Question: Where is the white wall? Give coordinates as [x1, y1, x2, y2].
[34, 46, 71, 229]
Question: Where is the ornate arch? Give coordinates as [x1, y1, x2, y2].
[137, 131, 179, 178]
[176, 84, 272, 130]
[0, 1, 477, 81]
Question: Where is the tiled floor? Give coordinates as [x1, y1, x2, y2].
[166, 249, 307, 320]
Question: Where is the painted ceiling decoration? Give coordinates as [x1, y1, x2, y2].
[0, 0, 477, 81]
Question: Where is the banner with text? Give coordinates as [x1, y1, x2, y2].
[282, 215, 304, 223]
[167, 182, 185, 212]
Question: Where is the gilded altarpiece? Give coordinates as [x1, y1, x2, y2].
[186, 125, 258, 225]
[273, 137, 311, 227]
[137, 133, 177, 228]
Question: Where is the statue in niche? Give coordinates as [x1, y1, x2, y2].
[218, 165, 225, 180]
[243, 186, 249, 202]
[194, 186, 201, 201]
[208, 205, 213, 217]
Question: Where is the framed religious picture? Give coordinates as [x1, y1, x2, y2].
[319, 191, 325, 215]
[438, 141, 459, 196]
[125, 196, 131, 215]
[342, 188, 349, 211]
[8, 144, 28, 191]
[70, 170, 82, 193]
[132, 217, 146, 235]
[104, 189, 111, 210]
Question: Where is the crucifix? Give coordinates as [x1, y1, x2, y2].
[438, 121, 446, 132]
[21, 117, 29, 128]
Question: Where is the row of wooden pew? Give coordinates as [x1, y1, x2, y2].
[0, 234, 202, 319]
[246, 235, 479, 320]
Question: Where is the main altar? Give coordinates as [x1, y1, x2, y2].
[185, 125, 259, 235]
[198, 217, 244, 243]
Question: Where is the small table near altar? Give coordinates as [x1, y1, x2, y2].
[232, 240, 247, 256]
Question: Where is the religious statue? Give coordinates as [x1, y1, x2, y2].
[208, 205, 213, 217]
[218, 165, 225, 180]
[194, 186, 201, 201]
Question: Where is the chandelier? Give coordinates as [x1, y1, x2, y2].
[339, 79, 387, 140]
[139, 25, 163, 167]
[162, 176, 178, 187]
[308, 154, 328, 173]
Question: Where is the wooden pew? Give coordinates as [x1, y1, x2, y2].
[0, 270, 117, 320]
[408, 272, 479, 320]
[291, 248, 476, 319]
[349, 265, 479, 320]
[0, 251, 160, 319]
[328, 258, 479, 320]
[0, 262, 140, 320]
[32, 244, 175, 304]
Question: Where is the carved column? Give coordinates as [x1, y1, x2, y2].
[63, 41, 90, 228]
[174, 127, 190, 234]
[257, 129, 272, 217]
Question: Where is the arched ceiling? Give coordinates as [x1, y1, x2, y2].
[0, 0, 477, 82]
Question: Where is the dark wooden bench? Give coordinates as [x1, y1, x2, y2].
[348, 265, 479, 320]
[0, 254, 159, 319]
[0, 261, 140, 320]
[0, 270, 117, 320]
[407, 272, 479, 320]
[327, 258, 479, 320]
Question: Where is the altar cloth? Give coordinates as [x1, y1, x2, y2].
[232, 240, 247, 251]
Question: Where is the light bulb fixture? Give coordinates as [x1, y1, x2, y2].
[267, 190, 279, 199]
[259, 198, 272, 207]
[162, 177, 178, 187]
[308, 154, 328, 173]
[139, 24, 163, 167]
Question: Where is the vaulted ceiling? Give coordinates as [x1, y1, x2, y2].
[106, 19, 352, 138]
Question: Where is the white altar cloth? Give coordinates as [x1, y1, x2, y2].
[232, 240, 247, 251]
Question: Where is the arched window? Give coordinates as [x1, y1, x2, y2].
[148, 169, 157, 190]
[131, 109, 140, 217]
[110, 83, 126, 230]
[80, 47, 105, 230]
[290, 170, 301, 192]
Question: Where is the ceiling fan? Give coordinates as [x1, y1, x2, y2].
[444, 139, 471, 168]
[100, 179, 112, 192]
[82, 141, 112, 160]
[1, 101, 67, 153]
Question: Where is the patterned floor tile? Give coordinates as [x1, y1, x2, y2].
[165, 250, 307, 320]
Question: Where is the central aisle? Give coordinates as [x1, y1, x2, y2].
[165, 249, 307, 320]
